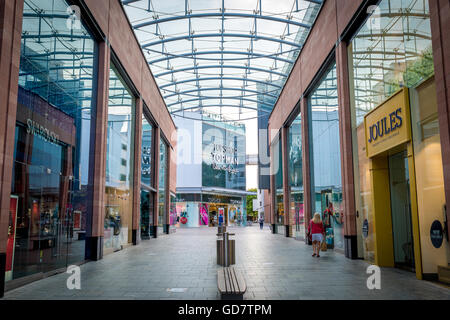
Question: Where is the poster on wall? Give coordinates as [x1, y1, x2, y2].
[199, 204, 209, 226]
[6, 196, 19, 281]
[73, 210, 81, 230]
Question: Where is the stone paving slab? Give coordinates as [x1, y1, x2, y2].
[2, 225, 449, 300]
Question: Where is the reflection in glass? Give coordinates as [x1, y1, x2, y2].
[288, 114, 304, 238]
[140, 115, 153, 239]
[272, 134, 284, 228]
[350, 0, 433, 125]
[9, 0, 96, 280]
[158, 139, 167, 230]
[104, 65, 135, 251]
[309, 63, 344, 250]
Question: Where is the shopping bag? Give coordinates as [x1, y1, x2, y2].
[321, 240, 328, 252]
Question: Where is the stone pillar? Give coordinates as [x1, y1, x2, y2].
[282, 127, 290, 237]
[430, 0, 450, 235]
[132, 98, 143, 244]
[85, 41, 110, 261]
[336, 41, 358, 258]
[300, 98, 312, 243]
[0, 0, 23, 298]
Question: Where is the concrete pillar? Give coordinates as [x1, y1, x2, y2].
[430, 0, 450, 234]
[165, 145, 171, 234]
[300, 98, 312, 243]
[85, 41, 110, 261]
[0, 0, 23, 298]
[336, 41, 358, 258]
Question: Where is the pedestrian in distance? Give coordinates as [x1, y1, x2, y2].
[259, 216, 264, 230]
[308, 212, 325, 258]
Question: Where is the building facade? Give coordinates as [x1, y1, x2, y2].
[268, 0, 450, 281]
[0, 0, 177, 297]
[174, 111, 249, 228]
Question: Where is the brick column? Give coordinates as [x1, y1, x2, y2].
[0, 0, 23, 298]
[281, 126, 290, 237]
[336, 41, 358, 258]
[269, 140, 276, 233]
[300, 98, 312, 243]
[85, 41, 110, 261]
[132, 98, 143, 244]
[153, 127, 161, 237]
[430, 0, 450, 235]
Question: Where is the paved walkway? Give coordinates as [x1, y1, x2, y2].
[2, 226, 449, 300]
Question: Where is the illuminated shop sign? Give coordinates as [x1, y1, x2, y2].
[210, 143, 239, 174]
[26, 118, 60, 144]
[364, 88, 411, 158]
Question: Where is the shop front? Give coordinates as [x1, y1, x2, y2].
[348, 0, 450, 279]
[175, 193, 246, 228]
[5, 0, 97, 282]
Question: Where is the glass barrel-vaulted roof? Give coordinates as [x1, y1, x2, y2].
[121, 0, 322, 122]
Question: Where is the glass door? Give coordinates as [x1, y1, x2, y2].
[388, 151, 415, 271]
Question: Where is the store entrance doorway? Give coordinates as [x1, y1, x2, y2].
[388, 151, 415, 272]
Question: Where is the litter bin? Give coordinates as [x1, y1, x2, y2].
[216, 232, 235, 266]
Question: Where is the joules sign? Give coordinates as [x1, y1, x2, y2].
[364, 88, 411, 158]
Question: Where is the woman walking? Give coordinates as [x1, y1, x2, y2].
[308, 212, 325, 257]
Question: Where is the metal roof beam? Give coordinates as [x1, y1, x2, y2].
[155, 64, 287, 78]
[167, 96, 274, 108]
[159, 76, 282, 89]
[163, 87, 278, 99]
[142, 33, 302, 49]
[148, 50, 295, 64]
[133, 12, 311, 29]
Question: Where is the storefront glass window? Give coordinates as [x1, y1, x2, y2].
[158, 139, 168, 231]
[309, 63, 344, 250]
[104, 64, 135, 251]
[141, 116, 153, 187]
[8, 0, 97, 281]
[349, 0, 448, 269]
[272, 134, 284, 229]
[140, 115, 153, 239]
[288, 114, 304, 238]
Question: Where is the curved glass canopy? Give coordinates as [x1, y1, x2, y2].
[122, 0, 322, 122]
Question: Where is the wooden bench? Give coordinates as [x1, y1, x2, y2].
[217, 266, 246, 300]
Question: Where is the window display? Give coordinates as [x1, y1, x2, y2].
[9, 0, 97, 280]
[104, 64, 135, 251]
[308, 63, 344, 250]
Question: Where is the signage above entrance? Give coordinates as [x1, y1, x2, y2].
[364, 88, 411, 158]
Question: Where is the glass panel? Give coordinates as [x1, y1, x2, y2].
[350, 0, 433, 126]
[288, 114, 304, 238]
[273, 134, 284, 226]
[140, 189, 153, 240]
[158, 139, 167, 230]
[141, 115, 153, 187]
[104, 65, 135, 251]
[9, 0, 96, 280]
[309, 63, 344, 250]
